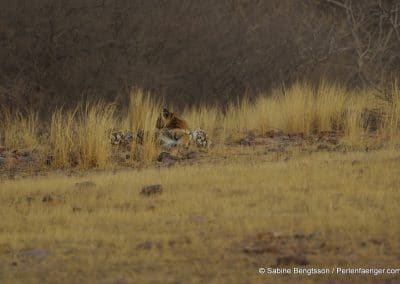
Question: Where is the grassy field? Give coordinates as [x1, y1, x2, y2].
[0, 146, 400, 283]
[1, 82, 400, 170]
[1, 82, 400, 283]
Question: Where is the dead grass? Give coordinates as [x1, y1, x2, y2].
[1, 82, 400, 283]
[381, 82, 400, 145]
[218, 82, 378, 141]
[0, 148, 399, 283]
[2, 82, 400, 169]
[49, 102, 117, 169]
[0, 109, 40, 150]
[124, 90, 161, 162]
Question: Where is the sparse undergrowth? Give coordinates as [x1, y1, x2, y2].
[1, 82, 400, 170]
[0, 148, 399, 283]
[1, 82, 400, 283]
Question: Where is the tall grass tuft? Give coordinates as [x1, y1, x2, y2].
[50, 102, 116, 168]
[75, 102, 116, 168]
[183, 105, 222, 134]
[382, 82, 400, 145]
[314, 81, 348, 132]
[2, 81, 400, 170]
[0, 109, 39, 150]
[125, 90, 160, 162]
[50, 108, 77, 168]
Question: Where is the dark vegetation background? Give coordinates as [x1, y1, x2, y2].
[1, 0, 400, 116]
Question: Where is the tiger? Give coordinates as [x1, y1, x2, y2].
[156, 108, 191, 149]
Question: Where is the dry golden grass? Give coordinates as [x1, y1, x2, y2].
[1, 82, 400, 169]
[218, 82, 378, 140]
[380, 83, 400, 145]
[0, 109, 40, 150]
[50, 108, 77, 168]
[124, 90, 161, 162]
[183, 105, 222, 137]
[0, 147, 399, 283]
[1, 82, 400, 283]
[49, 103, 117, 169]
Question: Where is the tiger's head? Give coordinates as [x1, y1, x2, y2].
[156, 108, 189, 130]
[156, 108, 174, 129]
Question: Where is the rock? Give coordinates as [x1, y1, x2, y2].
[146, 205, 156, 211]
[18, 149, 33, 157]
[238, 130, 257, 145]
[157, 152, 178, 166]
[42, 194, 64, 204]
[168, 236, 191, 248]
[288, 132, 304, 139]
[158, 152, 176, 161]
[136, 240, 162, 250]
[265, 130, 286, 138]
[75, 181, 97, 189]
[254, 137, 274, 144]
[243, 243, 271, 254]
[19, 155, 35, 164]
[317, 144, 331, 151]
[135, 240, 152, 250]
[0, 156, 5, 167]
[140, 184, 163, 196]
[72, 206, 82, 212]
[189, 215, 208, 223]
[276, 255, 309, 266]
[17, 248, 49, 259]
[183, 151, 198, 160]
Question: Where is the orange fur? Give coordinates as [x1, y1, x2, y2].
[156, 108, 190, 148]
[156, 108, 189, 130]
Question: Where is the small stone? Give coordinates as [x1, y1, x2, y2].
[0, 156, 5, 167]
[140, 184, 163, 196]
[136, 240, 162, 250]
[75, 181, 97, 190]
[276, 255, 309, 266]
[189, 215, 208, 223]
[19, 155, 34, 164]
[17, 248, 49, 259]
[184, 151, 198, 160]
[243, 243, 270, 254]
[72, 207, 82, 212]
[158, 152, 178, 161]
[42, 194, 64, 204]
[317, 144, 330, 150]
[157, 152, 178, 166]
[136, 240, 153, 250]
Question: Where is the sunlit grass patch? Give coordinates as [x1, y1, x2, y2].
[2, 81, 400, 169]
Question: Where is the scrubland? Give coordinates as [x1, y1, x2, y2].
[1, 82, 400, 169]
[1, 82, 400, 283]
